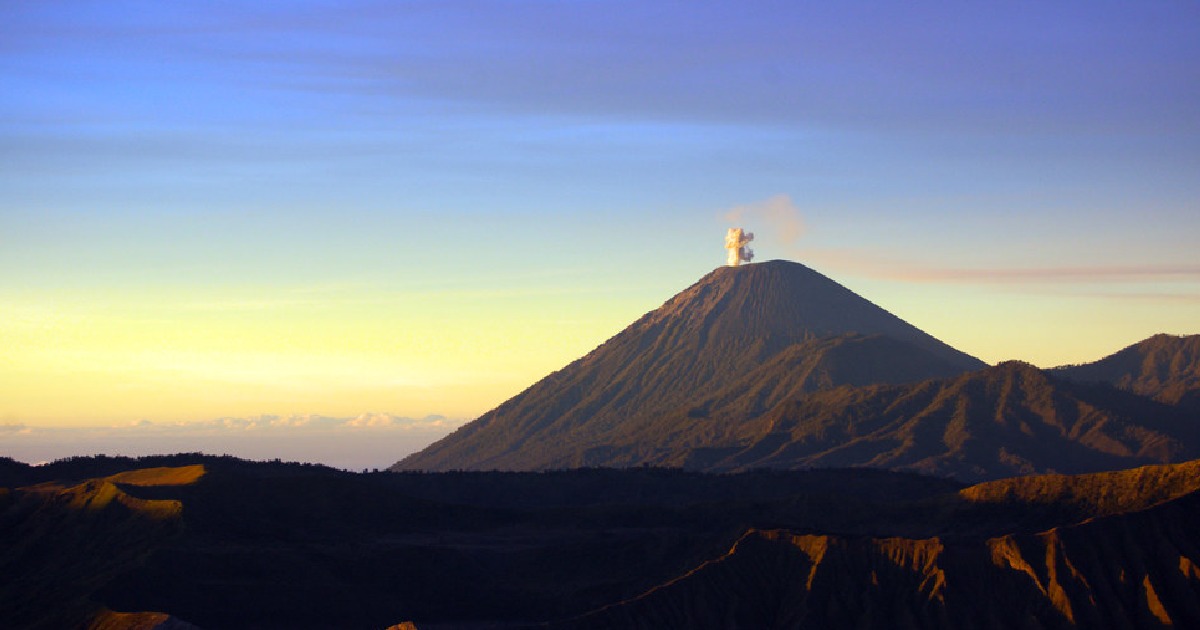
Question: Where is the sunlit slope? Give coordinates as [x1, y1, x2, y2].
[1055, 333, 1200, 407]
[394, 260, 985, 471]
[960, 459, 1200, 514]
[656, 361, 1199, 480]
[0, 465, 203, 629]
[106, 465, 206, 487]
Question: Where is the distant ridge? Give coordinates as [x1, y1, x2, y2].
[393, 260, 985, 472]
[655, 360, 1199, 481]
[1054, 333, 1200, 408]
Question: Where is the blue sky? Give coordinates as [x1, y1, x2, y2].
[2, 1, 1198, 429]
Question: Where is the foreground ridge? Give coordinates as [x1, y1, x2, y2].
[4, 455, 1200, 628]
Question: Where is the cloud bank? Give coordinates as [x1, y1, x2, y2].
[0, 414, 467, 471]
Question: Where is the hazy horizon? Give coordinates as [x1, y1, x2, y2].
[1, 413, 468, 471]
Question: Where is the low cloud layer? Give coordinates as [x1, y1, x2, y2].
[114, 413, 463, 433]
[0, 414, 467, 471]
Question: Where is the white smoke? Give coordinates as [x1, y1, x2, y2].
[724, 194, 806, 256]
[725, 227, 755, 266]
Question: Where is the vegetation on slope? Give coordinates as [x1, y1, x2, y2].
[1054, 333, 1200, 408]
[608, 361, 1198, 481]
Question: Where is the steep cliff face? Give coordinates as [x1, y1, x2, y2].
[565, 491, 1200, 630]
[563, 530, 961, 630]
[394, 261, 984, 472]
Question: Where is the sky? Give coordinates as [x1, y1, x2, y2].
[2, 2, 1198, 462]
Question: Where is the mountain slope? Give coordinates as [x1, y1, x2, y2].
[394, 261, 984, 471]
[1054, 334, 1200, 407]
[646, 361, 1198, 481]
[959, 458, 1200, 515]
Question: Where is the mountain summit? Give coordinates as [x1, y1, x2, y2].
[393, 260, 985, 471]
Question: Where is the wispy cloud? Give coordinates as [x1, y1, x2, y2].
[1, 423, 31, 435]
[806, 248, 1200, 287]
[3, 414, 465, 436]
[881, 264, 1200, 285]
[1077, 292, 1200, 303]
[191, 413, 464, 432]
[11, 2, 1195, 136]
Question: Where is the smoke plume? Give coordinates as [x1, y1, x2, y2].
[724, 194, 806, 255]
[725, 227, 755, 266]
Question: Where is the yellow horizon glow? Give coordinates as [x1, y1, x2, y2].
[0, 283, 652, 426]
[847, 278, 1200, 368]
[4, 266, 1197, 427]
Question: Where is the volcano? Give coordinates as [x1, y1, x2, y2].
[393, 260, 985, 472]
